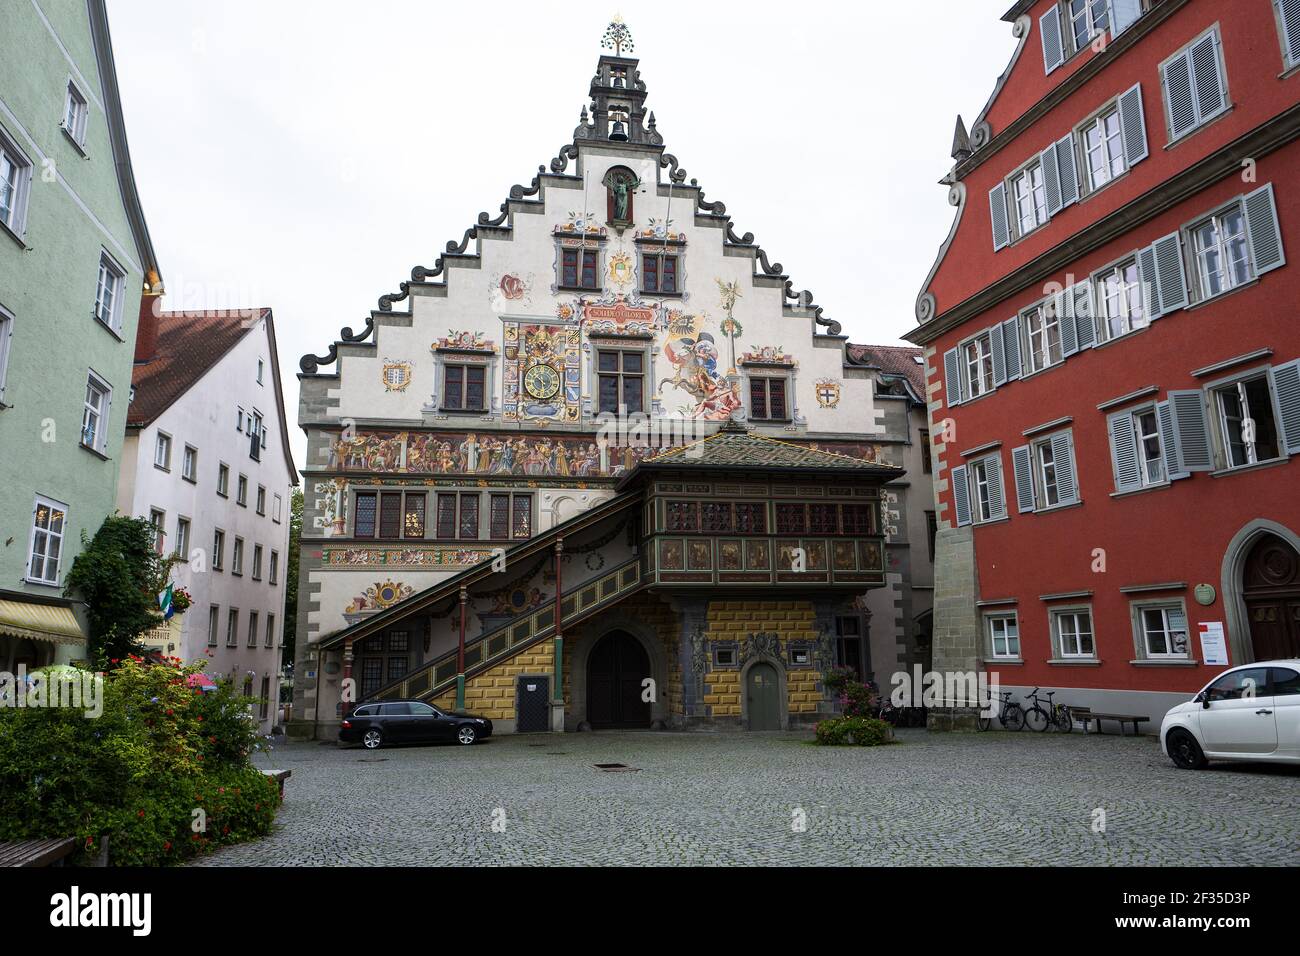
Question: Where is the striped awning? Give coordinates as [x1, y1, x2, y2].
[0, 599, 84, 646]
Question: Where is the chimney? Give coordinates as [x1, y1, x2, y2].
[135, 292, 162, 364]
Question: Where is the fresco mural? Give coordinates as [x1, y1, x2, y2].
[322, 547, 495, 569]
[660, 311, 743, 420]
[433, 330, 498, 352]
[324, 431, 887, 476]
[344, 580, 416, 615]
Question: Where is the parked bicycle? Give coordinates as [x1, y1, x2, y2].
[1023, 687, 1073, 732]
[976, 690, 1025, 732]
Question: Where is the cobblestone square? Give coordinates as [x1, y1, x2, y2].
[194, 730, 1300, 866]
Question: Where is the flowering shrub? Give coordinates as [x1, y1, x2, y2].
[0, 657, 280, 865]
[814, 716, 893, 746]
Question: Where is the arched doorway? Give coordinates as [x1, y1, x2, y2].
[586, 630, 651, 728]
[1243, 533, 1300, 660]
[745, 662, 782, 731]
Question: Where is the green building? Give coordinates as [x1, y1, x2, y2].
[0, 0, 160, 668]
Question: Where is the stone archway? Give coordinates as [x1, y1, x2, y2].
[1221, 519, 1300, 665]
[569, 614, 669, 730]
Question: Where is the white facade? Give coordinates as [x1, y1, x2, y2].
[118, 314, 294, 733]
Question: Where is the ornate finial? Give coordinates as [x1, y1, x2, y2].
[602, 15, 634, 56]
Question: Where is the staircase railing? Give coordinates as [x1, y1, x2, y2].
[362, 555, 643, 704]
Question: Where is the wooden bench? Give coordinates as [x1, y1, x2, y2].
[0, 837, 77, 867]
[264, 769, 291, 798]
[1072, 708, 1150, 736]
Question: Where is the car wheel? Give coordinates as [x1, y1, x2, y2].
[457, 724, 478, 745]
[363, 729, 383, 750]
[1166, 729, 1207, 770]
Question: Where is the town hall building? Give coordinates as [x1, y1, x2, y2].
[288, 22, 930, 737]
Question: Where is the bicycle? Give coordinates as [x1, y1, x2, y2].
[1023, 687, 1072, 732]
[976, 690, 1025, 731]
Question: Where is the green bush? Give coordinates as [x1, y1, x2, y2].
[0, 658, 280, 865]
[813, 716, 893, 747]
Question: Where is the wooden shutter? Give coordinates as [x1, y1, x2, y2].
[1243, 183, 1286, 276]
[1041, 7, 1066, 74]
[1163, 51, 1196, 140]
[1137, 243, 1163, 318]
[1012, 445, 1036, 513]
[1117, 83, 1148, 166]
[1001, 317, 1022, 381]
[1108, 411, 1144, 492]
[986, 454, 1006, 521]
[1040, 145, 1063, 217]
[1072, 283, 1097, 349]
[1057, 291, 1079, 357]
[951, 464, 972, 528]
[1278, 0, 1300, 67]
[990, 323, 1007, 386]
[1050, 432, 1078, 504]
[1167, 390, 1214, 472]
[1156, 400, 1190, 480]
[1272, 359, 1300, 454]
[989, 183, 1010, 251]
[1190, 31, 1227, 122]
[1110, 0, 1143, 36]
[1151, 232, 1188, 313]
[943, 347, 963, 406]
[1055, 134, 1079, 208]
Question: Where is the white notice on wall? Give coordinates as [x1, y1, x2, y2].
[1198, 622, 1229, 666]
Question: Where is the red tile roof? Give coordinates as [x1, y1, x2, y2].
[846, 343, 926, 399]
[128, 308, 266, 428]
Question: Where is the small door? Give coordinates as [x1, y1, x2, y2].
[517, 677, 551, 733]
[746, 662, 781, 731]
[587, 632, 651, 728]
[1198, 667, 1277, 755]
[1243, 533, 1300, 660]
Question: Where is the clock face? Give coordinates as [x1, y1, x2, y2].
[523, 363, 561, 401]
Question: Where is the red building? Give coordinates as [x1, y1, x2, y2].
[906, 0, 1300, 727]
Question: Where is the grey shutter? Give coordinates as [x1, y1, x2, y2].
[951, 464, 972, 528]
[1167, 389, 1214, 472]
[1041, 145, 1063, 218]
[986, 455, 1006, 521]
[1001, 317, 1022, 381]
[1163, 52, 1196, 140]
[990, 322, 1007, 386]
[1151, 232, 1188, 313]
[1041, 7, 1066, 74]
[943, 347, 963, 406]
[1110, 0, 1143, 36]
[1055, 134, 1079, 208]
[1072, 283, 1097, 349]
[989, 183, 1010, 251]
[1107, 411, 1143, 493]
[1272, 358, 1300, 454]
[1012, 445, 1036, 513]
[1117, 83, 1148, 166]
[1156, 400, 1190, 480]
[1057, 291, 1079, 357]
[1278, 0, 1300, 67]
[1190, 31, 1227, 121]
[1137, 243, 1162, 319]
[1243, 183, 1286, 276]
[1050, 432, 1078, 504]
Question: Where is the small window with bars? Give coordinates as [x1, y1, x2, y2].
[561, 247, 600, 290]
[734, 502, 767, 534]
[666, 500, 699, 532]
[748, 376, 789, 421]
[354, 491, 426, 539]
[488, 493, 533, 539]
[775, 503, 806, 534]
[641, 252, 678, 294]
[435, 492, 482, 540]
[443, 364, 486, 411]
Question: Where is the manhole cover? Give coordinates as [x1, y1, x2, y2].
[593, 763, 640, 772]
[356, 758, 389, 763]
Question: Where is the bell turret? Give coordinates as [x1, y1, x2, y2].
[573, 19, 663, 146]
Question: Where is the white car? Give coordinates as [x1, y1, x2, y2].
[1160, 660, 1300, 769]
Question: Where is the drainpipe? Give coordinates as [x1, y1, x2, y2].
[553, 538, 564, 704]
[456, 586, 467, 711]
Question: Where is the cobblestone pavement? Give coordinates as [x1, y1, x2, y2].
[196, 730, 1300, 866]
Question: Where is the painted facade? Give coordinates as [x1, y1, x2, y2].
[907, 0, 1300, 728]
[290, 31, 916, 738]
[117, 307, 298, 733]
[0, 0, 161, 668]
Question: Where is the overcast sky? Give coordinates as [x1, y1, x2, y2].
[107, 0, 1017, 474]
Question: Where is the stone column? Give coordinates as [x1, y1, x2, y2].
[927, 525, 983, 731]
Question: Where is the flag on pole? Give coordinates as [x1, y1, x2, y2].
[158, 583, 175, 621]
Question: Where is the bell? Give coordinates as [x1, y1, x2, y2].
[609, 119, 628, 141]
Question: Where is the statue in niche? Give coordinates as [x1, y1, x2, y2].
[604, 166, 641, 226]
